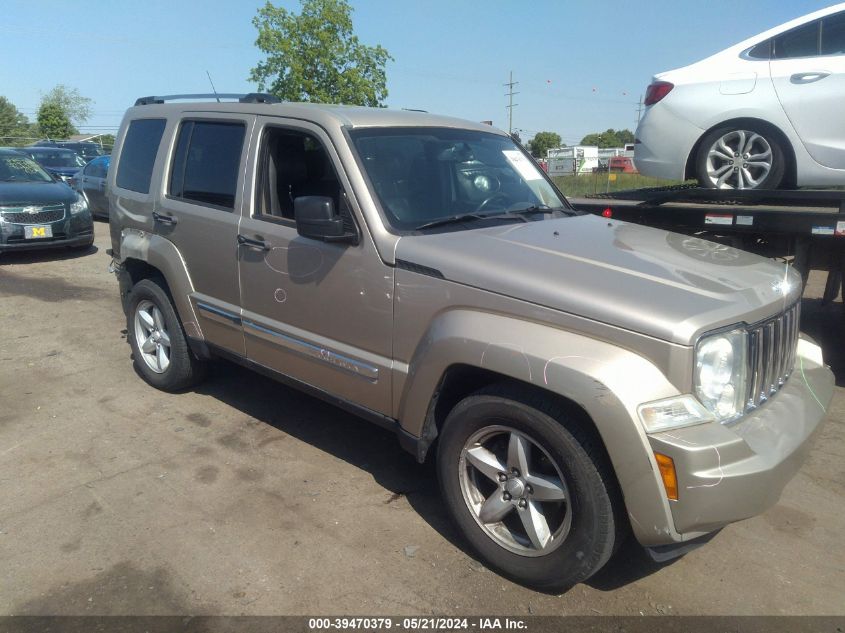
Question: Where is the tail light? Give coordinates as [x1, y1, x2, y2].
[644, 81, 674, 106]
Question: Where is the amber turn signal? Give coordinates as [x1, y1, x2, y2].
[654, 453, 679, 501]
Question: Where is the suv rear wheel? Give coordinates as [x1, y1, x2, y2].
[437, 385, 621, 592]
[127, 278, 206, 392]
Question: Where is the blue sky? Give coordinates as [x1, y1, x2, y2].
[0, 0, 835, 144]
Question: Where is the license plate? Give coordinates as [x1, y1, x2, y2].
[24, 225, 53, 239]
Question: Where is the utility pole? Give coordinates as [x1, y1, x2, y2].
[635, 94, 644, 128]
[504, 71, 519, 134]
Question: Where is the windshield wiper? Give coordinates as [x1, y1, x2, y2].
[414, 212, 522, 231]
[508, 204, 579, 217]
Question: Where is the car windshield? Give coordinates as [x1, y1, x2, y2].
[349, 127, 567, 231]
[33, 151, 86, 168]
[68, 144, 103, 158]
[0, 155, 54, 182]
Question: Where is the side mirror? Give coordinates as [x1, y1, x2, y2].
[294, 196, 356, 243]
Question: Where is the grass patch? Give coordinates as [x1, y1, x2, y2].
[552, 173, 689, 198]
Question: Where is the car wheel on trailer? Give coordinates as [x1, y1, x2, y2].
[436, 384, 623, 592]
[695, 125, 786, 190]
[127, 278, 207, 392]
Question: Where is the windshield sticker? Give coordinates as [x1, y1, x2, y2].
[704, 213, 732, 225]
[812, 226, 834, 235]
[4, 158, 41, 174]
[502, 150, 543, 181]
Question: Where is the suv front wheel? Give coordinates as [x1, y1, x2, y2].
[437, 385, 622, 591]
[127, 278, 206, 392]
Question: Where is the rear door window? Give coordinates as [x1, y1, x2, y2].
[116, 118, 166, 193]
[822, 11, 845, 55]
[168, 120, 245, 210]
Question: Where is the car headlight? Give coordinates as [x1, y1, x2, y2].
[694, 328, 747, 422]
[70, 195, 88, 215]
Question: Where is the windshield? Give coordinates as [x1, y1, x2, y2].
[0, 155, 54, 182]
[349, 127, 567, 231]
[32, 151, 86, 168]
[65, 144, 103, 158]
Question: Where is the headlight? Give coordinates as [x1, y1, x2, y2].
[70, 195, 88, 215]
[694, 329, 747, 422]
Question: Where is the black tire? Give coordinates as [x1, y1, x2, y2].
[126, 277, 207, 392]
[437, 383, 623, 592]
[695, 124, 786, 190]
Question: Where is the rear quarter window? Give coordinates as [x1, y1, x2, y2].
[774, 20, 821, 58]
[116, 118, 166, 194]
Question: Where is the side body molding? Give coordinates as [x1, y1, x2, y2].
[396, 309, 686, 545]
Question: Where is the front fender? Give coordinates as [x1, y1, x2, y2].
[119, 228, 202, 340]
[398, 309, 689, 545]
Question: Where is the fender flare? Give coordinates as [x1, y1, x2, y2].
[118, 229, 203, 340]
[398, 309, 684, 545]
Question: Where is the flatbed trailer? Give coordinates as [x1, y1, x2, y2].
[569, 187, 845, 302]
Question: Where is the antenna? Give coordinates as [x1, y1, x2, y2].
[206, 71, 220, 103]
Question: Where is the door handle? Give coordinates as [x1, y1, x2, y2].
[790, 71, 830, 84]
[152, 211, 177, 225]
[237, 234, 270, 250]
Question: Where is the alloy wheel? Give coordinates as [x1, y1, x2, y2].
[705, 130, 773, 189]
[458, 425, 572, 557]
[134, 299, 172, 374]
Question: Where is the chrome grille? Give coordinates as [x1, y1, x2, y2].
[0, 203, 66, 225]
[746, 301, 800, 410]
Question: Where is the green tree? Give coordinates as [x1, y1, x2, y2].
[40, 85, 92, 127]
[249, 0, 393, 107]
[580, 128, 634, 148]
[37, 102, 76, 140]
[527, 131, 562, 158]
[0, 96, 36, 146]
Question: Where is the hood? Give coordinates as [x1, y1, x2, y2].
[0, 181, 77, 206]
[395, 214, 801, 345]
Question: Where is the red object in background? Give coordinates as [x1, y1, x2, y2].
[608, 156, 638, 174]
[538, 160, 548, 172]
[602, 208, 613, 218]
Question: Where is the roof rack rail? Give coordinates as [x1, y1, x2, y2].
[134, 93, 280, 106]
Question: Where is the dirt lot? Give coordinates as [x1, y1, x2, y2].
[1, 221, 844, 616]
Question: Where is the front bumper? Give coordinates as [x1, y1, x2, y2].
[647, 336, 833, 539]
[0, 212, 94, 252]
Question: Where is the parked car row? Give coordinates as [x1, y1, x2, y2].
[32, 139, 107, 162]
[0, 140, 109, 253]
[0, 148, 94, 253]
